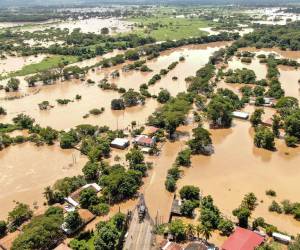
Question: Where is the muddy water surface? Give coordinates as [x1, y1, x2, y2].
[0, 143, 87, 220]
[0, 54, 47, 75]
[0, 42, 229, 130]
[175, 119, 300, 235]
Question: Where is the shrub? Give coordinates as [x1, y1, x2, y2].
[269, 201, 282, 214]
[265, 190, 276, 197]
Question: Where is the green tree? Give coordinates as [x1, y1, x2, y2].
[250, 108, 264, 127]
[157, 89, 171, 103]
[254, 126, 275, 150]
[232, 206, 251, 228]
[218, 219, 234, 236]
[169, 219, 186, 242]
[284, 109, 300, 139]
[12, 114, 35, 129]
[176, 148, 192, 166]
[0, 220, 7, 237]
[64, 210, 82, 231]
[6, 78, 20, 91]
[8, 203, 33, 229]
[126, 147, 144, 167]
[185, 223, 195, 240]
[272, 115, 281, 138]
[188, 126, 212, 155]
[241, 192, 258, 211]
[199, 222, 213, 242]
[94, 223, 119, 250]
[79, 188, 99, 209]
[180, 200, 198, 217]
[82, 161, 99, 181]
[207, 95, 234, 128]
[165, 177, 176, 192]
[11, 207, 63, 250]
[179, 185, 200, 201]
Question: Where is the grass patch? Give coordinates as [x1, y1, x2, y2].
[128, 17, 212, 41]
[10, 55, 78, 77]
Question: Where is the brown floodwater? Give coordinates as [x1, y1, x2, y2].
[0, 143, 87, 220]
[0, 54, 47, 75]
[20, 18, 133, 34]
[227, 56, 267, 80]
[1, 43, 300, 238]
[279, 66, 300, 102]
[0, 42, 229, 130]
[174, 119, 300, 235]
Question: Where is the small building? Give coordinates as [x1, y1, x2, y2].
[54, 243, 72, 250]
[184, 242, 216, 250]
[221, 227, 264, 250]
[142, 126, 160, 136]
[64, 183, 102, 208]
[232, 111, 249, 120]
[161, 241, 183, 250]
[110, 138, 130, 149]
[134, 135, 155, 147]
[272, 232, 291, 244]
[262, 118, 273, 127]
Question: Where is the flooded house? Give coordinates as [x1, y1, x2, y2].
[64, 183, 102, 209]
[232, 111, 250, 120]
[110, 138, 130, 149]
[221, 227, 265, 250]
[134, 135, 155, 148]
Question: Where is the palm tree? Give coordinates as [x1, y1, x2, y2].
[185, 223, 195, 240]
[199, 223, 213, 242]
[43, 186, 54, 204]
[195, 224, 202, 240]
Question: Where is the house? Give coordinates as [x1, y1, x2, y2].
[184, 242, 216, 250]
[110, 138, 130, 149]
[64, 183, 102, 208]
[262, 118, 273, 127]
[221, 227, 264, 250]
[272, 232, 291, 244]
[232, 111, 249, 120]
[142, 126, 160, 136]
[54, 243, 72, 250]
[134, 135, 155, 147]
[160, 240, 183, 250]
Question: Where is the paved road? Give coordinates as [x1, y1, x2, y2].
[123, 209, 153, 250]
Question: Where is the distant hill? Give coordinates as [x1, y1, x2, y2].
[1, 0, 299, 7]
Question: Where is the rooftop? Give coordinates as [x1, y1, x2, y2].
[221, 227, 264, 250]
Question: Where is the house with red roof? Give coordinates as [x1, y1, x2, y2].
[221, 227, 264, 250]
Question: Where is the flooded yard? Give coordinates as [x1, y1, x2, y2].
[175, 119, 300, 235]
[0, 143, 87, 220]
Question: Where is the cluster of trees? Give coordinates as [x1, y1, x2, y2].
[179, 185, 200, 217]
[187, 63, 215, 96]
[232, 192, 257, 228]
[238, 22, 300, 51]
[11, 206, 64, 250]
[225, 68, 256, 84]
[111, 88, 145, 110]
[188, 125, 213, 155]
[148, 92, 193, 137]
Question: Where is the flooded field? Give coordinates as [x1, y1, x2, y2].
[0, 143, 87, 220]
[20, 18, 133, 34]
[0, 42, 229, 130]
[1, 40, 300, 238]
[0, 54, 47, 75]
[175, 119, 300, 235]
